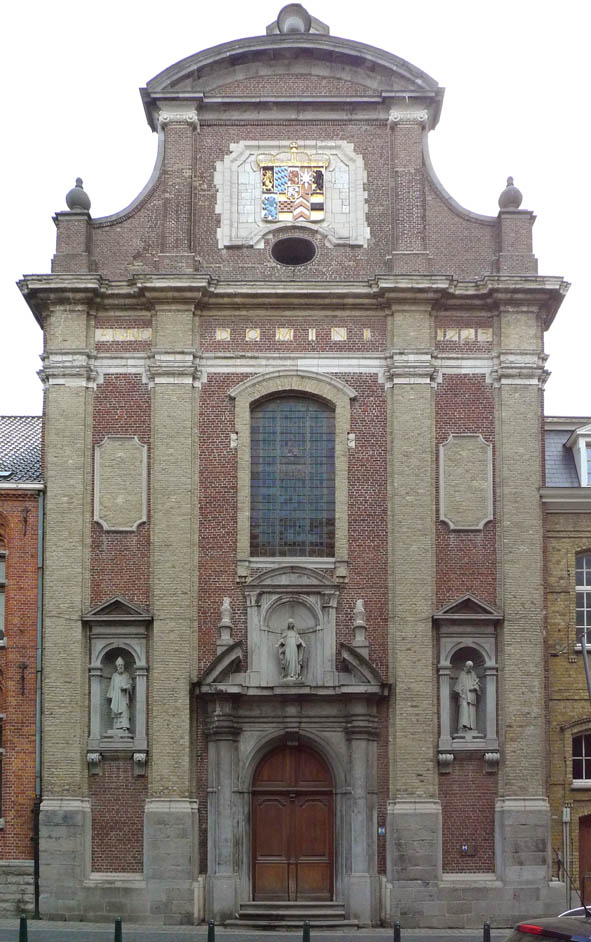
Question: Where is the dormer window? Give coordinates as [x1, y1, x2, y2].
[566, 424, 591, 486]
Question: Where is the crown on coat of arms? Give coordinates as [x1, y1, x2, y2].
[256, 142, 329, 223]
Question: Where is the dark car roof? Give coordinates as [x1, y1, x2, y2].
[507, 915, 591, 940]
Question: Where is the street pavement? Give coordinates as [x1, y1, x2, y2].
[0, 920, 511, 942]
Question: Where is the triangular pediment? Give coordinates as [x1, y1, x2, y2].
[434, 594, 502, 621]
[82, 596, 152, 622]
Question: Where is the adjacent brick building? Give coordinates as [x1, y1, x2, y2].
[0, 416, 42, 915]
[543, 417, 591, 909]
[17, 3, 570, 928]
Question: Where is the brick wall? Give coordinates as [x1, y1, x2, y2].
[0, 494, 39, 861]
[89, 759, 147, 872]
[435, 371, 497, 607]
[90, 374, 151, 609]
[440, 755, 496, 872]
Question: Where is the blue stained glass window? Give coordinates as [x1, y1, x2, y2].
[251, 396, 335, 557]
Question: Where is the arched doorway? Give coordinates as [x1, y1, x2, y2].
[252, 743, 334, 902]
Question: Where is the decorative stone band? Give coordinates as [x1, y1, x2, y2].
[491, 352, 549, 388]
[388, 109, 428, 128]
[158, 110, 199, 129]
[39, 351, 97, 388]
[146, 350, 201, 387]
[387, 351, 437, 386]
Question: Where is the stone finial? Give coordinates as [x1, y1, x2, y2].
[353, 599, 368, 650]
[217, 597, 233, 650]
[65, 177, 91, 212]
[498, 176, 523, 210]
[277, 3, 312, 33]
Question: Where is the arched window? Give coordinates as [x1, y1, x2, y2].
[576, 553, 591, 643]
[250, 396, 335, 557]
[573, 732, 591, 782]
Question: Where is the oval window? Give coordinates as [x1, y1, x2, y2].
[271, 237, 316, 266]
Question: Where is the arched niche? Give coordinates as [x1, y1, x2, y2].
[83, 597, 150, 764]
[435, 595, 500, 754]
[244, 565, 339, 688]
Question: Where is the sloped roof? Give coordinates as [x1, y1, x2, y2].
[0, 416, 42, 483]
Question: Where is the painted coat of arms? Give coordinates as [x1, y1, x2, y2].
[257, 143, 329, 223]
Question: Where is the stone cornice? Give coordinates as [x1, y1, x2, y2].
[540, 487, 591, 512]
[19, 273, 569, 326]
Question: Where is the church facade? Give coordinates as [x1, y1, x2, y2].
[19, 4, 569, 927]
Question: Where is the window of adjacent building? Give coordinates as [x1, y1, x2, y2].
[0, 553, 5, 645]
[250, 396, 335, 558]
[576, 554, 591, 644]
[587, 443, 591, 486]
[573, 732, 591, 783]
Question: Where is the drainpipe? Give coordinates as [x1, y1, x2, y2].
[563, 804, 571, 910]
[33, 491, 44, 919]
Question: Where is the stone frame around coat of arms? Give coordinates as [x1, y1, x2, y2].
[214, 139, 369, 249]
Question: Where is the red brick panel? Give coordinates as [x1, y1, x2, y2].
[435, 373, 497, 607]
[90, 375, 151, 609]
[90, 760, 147, 872]
[440, 755, 496, 872]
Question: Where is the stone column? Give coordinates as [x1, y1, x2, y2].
[38, 297, 96, 915]
[205, 701, 241, 921]
[385, 297, 441, 884]
[346, 700, 379, 924]
[494, 301, 552, 888]
[145, 300, 200, 920]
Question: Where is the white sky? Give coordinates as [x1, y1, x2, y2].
[1, 0, 588, 417]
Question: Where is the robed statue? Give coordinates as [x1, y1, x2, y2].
[277, 619, 306, 680]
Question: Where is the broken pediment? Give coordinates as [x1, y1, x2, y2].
[340, 643, 388, 693]
[199, 642, 243, 687]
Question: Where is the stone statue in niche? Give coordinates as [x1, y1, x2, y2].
[277, 619, 306, 680]
[454, 660, 481, 733]
[107, 656, 133, 735]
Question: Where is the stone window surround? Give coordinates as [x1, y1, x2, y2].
[561, 718, 591, 791]
[229, 369, 357, 582]
[574, 552, 591, 650]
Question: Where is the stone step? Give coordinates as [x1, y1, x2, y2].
[227, 901, 354, 928]
[226, 919, 358, 930]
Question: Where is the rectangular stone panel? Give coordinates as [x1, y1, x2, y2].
[94, 436, 147, 532]
[439, 434, 493, 530]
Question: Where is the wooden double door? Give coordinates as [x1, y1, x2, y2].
[252, 744, 334, 901]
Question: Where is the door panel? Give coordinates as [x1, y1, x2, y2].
[580, 815, 591, 904]
[252, 745, 334, 901]
[253, 795, 289, 900]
